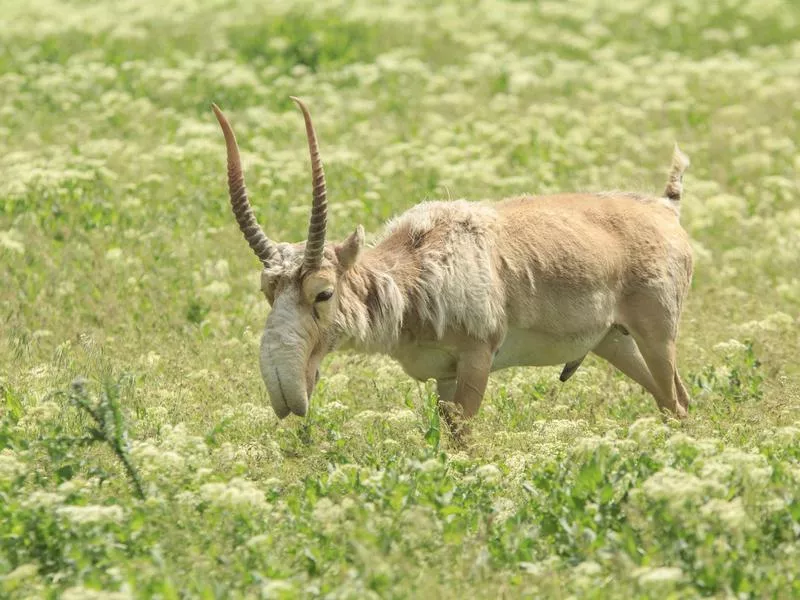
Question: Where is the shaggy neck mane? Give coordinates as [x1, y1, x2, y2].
[335, 244, 416, 352]
[334, 201, 508, 353]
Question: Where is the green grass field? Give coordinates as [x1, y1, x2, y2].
[2, 0, 800, 597]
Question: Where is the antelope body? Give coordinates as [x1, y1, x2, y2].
[213, 99, 693, 435]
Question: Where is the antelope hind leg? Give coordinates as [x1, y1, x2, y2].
[560, 325, 628, 382]
[622, 294, 689, 419]
[591, 328, 660, 398]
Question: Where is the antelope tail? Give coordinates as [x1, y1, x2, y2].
[664, 143, 690, 206]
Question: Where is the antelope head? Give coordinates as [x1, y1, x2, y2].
[212, 98, 364, 418]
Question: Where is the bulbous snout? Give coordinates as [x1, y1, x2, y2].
[258, 296, 324, 419]
[260, 330, 310, 418]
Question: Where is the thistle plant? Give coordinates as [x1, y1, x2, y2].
[63, 377, 146, 500]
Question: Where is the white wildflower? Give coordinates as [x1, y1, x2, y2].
[641, 468, 725, 508]
[328, 466, 352, 486]
[142, 351, 161, 367]
[57, 280, 76, 296]
[57, 505, 124, 526]
[195, 467, 213, 481]
[762, 497, 786, 514]
[312, 498, 345, 532]
[701, 497, 754, 532]
[246, 534, 270, 548]
[2, 563, 38, 582]
[476, 464, 502, 483]
[259, 580, 296, 596]
[230, 440, 283, 466]
[536, 419, 588, 443]
[665, 433, 717, 458]
[321, 374, 349, 394]
[360, 468, 385, 489]
[0, 229, 24, 254]
[699, 459, 735, 484]
[738, 312, 795, 334]
[732, 152, 773, 175]
[690, 239, 713, 263]
[574, 435, 610, 455]
[774, 426, 800, 445]
[174, 491, 199, 507]
[574, 560, 603, 580]
[24, 491, 62, 508]
[58, 479, 85, 495]
[199, 478, 268, 512]
[706, 194, 748, 220]
[352, 409, 381, 423]
[145, 405, 169, 422]
[27, 365, 53, 380]
[28, 400, 59, 423]
[268, 37, 290, 52]
[187, 369, 210, 381]
[201, 280, 231, 298]
[417, 458, 442, 474]
[401, 504, 437, 534]
[0, 449, 24, 481]
[447, 451, 471, 465]
[519, 556, 559, 576]
[319, 399, 348, 413]
[492, 497, 516, 524]
[203, 259, 229, 279]
[385, 408, 417, 426]
[264, 477, 283, 490]
[713, 339, 747, 354]
[61, 587, 132, 600]
[133, 442, 185, 477]
[716, 449, 772, 487]
[505, 452, 531, 482]
[105, 247, 123, 261]
[636, 566, 685, 587]
[628, 417, 666, 442]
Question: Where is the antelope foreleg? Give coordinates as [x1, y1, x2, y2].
[440, 345, 493, 439]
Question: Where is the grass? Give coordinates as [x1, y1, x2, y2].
[1, 0, 799, 597]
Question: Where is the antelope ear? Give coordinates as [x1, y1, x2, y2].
[336, 225, 364, 270]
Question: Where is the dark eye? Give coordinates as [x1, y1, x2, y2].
[315, 290, 333, 303]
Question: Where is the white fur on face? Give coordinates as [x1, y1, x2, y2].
[259, 288, 315, 417]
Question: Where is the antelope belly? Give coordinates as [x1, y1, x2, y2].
[491, 327, 607, 371]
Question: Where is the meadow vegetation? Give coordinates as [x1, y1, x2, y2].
[1, 0, 799, 597]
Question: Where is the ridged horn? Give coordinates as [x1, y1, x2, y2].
[290, 96, 328, 272]
[211, 104, 278, 266]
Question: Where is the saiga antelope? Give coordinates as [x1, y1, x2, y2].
[212, 98, 693, 436]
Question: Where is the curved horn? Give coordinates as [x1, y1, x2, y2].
[290, 96, 328, 272]
[211, 104, 278, 266]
